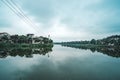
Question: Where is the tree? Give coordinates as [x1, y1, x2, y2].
[10, 35, 19, 43]
[90, 39, 96, 44]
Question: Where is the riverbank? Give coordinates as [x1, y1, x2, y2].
[59, 43, 120, 58]
[60, 43, 118, 49]
[0, 43, 53, 48]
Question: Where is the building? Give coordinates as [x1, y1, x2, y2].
[27, 34, 34, 38]
[0, 32, 10, 39]
[32, 36, 44, 44]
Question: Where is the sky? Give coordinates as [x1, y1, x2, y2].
[0, 0, 120, 41]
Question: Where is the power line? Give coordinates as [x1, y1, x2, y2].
[5, 0, 39, 32]
[10, 0, 37, 27]
[9, 0, 39, 29]
[1, 0, 40, 32]
[1, 0, 28, 23]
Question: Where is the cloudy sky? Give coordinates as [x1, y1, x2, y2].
[0, 0, 120, 41]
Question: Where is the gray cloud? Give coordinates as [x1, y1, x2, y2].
[0, 0, 120, 41]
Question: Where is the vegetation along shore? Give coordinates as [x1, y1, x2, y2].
[55, 35, 120, 58]
[0, 32, 53, 48]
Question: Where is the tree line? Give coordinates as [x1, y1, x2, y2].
[57, 35, 120, 47]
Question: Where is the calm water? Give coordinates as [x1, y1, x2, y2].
[0, 45, 120, 80]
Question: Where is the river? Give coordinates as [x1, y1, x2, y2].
[0, 45, 120, 80]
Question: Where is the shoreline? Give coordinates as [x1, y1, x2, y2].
[0, 43, 53, 48]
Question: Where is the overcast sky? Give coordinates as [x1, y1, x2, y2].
[0, 0, 120, 41]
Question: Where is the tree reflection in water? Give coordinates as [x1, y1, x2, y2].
[0, 47, 53, 58]
[62, 45, 120, 58]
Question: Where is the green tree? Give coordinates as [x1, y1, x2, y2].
[90, 39, 96, 44]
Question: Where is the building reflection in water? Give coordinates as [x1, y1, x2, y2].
[0, 47, 53, 58]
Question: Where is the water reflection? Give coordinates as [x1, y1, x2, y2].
[0, 47, 53, 58]
[62, 45, 120, 58]
[0, 45, 120, 80]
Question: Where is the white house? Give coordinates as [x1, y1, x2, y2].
[0, 32, 10, 39]
[32, 36, 44, 44]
